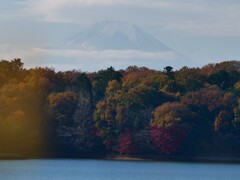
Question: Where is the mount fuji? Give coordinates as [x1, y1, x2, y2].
[37, 21, 193, 71]
[58, 21, 172, 52]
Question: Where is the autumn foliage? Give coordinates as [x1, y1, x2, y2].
[150, 126, 187, 154]
[1, 59, 240, 158]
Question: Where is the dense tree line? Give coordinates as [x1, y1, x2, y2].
[1, 59, 240, 158]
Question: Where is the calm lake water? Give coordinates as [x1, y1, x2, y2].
[0, 159, 239, 180]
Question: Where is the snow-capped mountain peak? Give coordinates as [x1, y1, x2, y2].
[97, 21, 138, 42]
[59, 21, 171, 52]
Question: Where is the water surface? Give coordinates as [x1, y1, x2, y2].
[0, 159, 239, 180]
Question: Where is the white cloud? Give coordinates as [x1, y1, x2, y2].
[10, 0, 238, 36]
[21, 0, 207, 19]
[31, 48, 194, 71]
[0, 44, 196, 71]
[1, 0, 240, 36]
[0, 44, 50, 64]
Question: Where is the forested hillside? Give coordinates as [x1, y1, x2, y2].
[1, 59, 240, 158]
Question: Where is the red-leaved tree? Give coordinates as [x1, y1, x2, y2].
[150, 126, 187, 154]
[118, 131, 136, 155]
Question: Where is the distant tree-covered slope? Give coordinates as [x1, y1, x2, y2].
[1, 59, 240, 158]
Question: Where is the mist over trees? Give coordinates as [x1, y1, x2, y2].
[1, 59, 240, 158]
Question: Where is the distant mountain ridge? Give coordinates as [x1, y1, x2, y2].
[59, 21, 171, 52]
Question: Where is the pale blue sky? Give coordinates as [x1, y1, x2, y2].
[1, 0, 240, 71]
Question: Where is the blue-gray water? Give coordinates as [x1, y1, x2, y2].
[0, 159, 239, 180]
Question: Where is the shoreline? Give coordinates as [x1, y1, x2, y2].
[105, 155, 240, 164]
[1, 153, 240, 164]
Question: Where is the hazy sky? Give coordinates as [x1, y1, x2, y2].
[1, 0, 240, 71]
